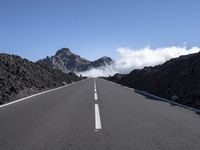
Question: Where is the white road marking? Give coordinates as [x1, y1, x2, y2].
[134, 89, 200, 113]
[94, 78, 98, 100]
[0, 79, 88, 109]
[95, 104, 102, 130]
[104, 79, 200, 113]
[94, 79, 96, 89]
[94, 92, 98, 100]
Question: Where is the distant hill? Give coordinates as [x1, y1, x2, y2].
[107, 52, 200, 109]
[38, 48, 113, 73]
[0, 53, 81, 104]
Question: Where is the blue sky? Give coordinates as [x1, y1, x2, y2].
[0, 0, 200, 61]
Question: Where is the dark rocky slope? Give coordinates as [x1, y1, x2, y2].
[38, 48, 113, 72]
[0, 53, 81, 104]
[106, 73, 126, 83]
[108, 52, 200, 109]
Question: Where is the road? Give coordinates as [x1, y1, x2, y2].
[0, 78, 200, 150]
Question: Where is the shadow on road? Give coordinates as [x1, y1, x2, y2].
[135, 90, 200, 115]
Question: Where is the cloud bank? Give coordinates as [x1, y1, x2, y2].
[77, 46, 200, 77]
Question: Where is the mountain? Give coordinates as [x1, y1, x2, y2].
[38, 48, 113, 72]
[107, 52, 200, 109]
[0, 53, 82, 104]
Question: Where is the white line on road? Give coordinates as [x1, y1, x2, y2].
[94, 78, 98, 100]
[94, 92, 98, 100]
[104, 79, 200, 113]
[134, 89, 200, 113]
[94, 79, 96, 89]
[0, 79, 88, 109]
[95, 104, 102, 130]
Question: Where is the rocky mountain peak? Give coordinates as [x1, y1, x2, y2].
[98, 56, 113, 63]
[38, 48, 113, 73]
[55, 48, 73, 57]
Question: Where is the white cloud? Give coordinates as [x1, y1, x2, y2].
[77, 65, 116, 78]
[114, 46, 200, 73]
[77, 46, 200, 77]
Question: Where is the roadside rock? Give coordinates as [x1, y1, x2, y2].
[108, 52, 200, 109]
[107, 73, 126, 83]
[0, 53, 81, 104]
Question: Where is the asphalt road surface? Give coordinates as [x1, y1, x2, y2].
[0, 78, 200, 150]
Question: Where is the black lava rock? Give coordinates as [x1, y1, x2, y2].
[109, 52, 200, 109]
[0, 53, 81, 104]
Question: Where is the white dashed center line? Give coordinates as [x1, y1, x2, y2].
[94, 78, 102, 131]
[94, 92, 98, 100]
[95, 104, 102, 130]
[94, 79, 96, 89]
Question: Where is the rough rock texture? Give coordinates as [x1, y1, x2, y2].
[38, 48, 113, 72]
[108, 52, 200, 109]
[0, 53, 81, 104]
[107, 73, 126, 83]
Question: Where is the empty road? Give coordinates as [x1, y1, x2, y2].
[0, 78, 200, 150]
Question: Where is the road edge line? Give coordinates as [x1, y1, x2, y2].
[0, 78, 88, 109]
[102, 78, 200, 113]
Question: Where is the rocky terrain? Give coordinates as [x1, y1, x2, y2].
[38, 48, 113, 73]
[106, 73, 126, 83]
[0, 53, 81, 104]
[107, 52, 200, 109]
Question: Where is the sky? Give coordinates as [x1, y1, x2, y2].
[0, 0, 200, 62]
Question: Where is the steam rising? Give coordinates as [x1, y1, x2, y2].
[77, 46, 200, 77]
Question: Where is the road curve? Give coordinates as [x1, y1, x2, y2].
[0, 78, 200, 150]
